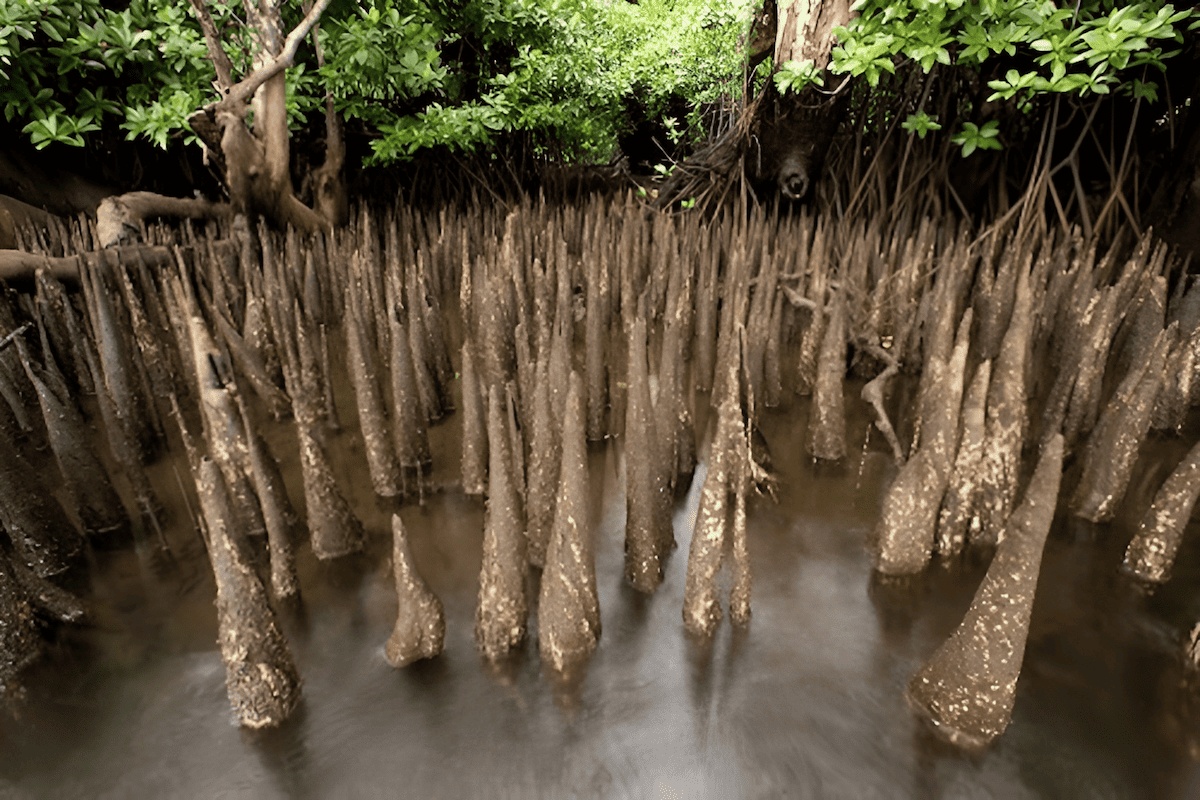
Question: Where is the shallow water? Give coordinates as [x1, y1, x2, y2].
[3, 388, 1200, 799]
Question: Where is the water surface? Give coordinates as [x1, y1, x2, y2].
[2, 393, 1199, 799]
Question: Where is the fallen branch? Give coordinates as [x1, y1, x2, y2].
[97, 192, 232, 248]
[0, 244, 202, 284]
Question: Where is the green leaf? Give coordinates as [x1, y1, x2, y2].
[953, 119, 1003, 156]
[1132, 79, 1159, 102]
[901, 111, 942, 139]
[40, 20, 64, 43]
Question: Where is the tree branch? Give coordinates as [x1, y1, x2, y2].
[302, 0, 345, 174]
[198, 0, 331, 117]
[187, 0, 235, 91]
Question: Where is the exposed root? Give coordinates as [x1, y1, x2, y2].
[859, 341, 904, 465]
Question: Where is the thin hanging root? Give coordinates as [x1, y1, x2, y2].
[168, 391, 202, 477]
[138, 495, 172, 564]
[172, 462, 203, 549]
[164, 368, 213, 536]
[0, 322, 32, 352]
[860, 342, 904, 465]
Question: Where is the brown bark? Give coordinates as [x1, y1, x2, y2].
[0, 431, 85, 580]
[20, 348, 130, 547]
[0, 548, 40, 702]
[245, 0, 290, 196]
[624, 314, 672, 593]
[0, 243, 235, 286]
[385, 513, 445, 668]
[97, 192, 230, 248]
[310, 106, 349, 228]
[774, 0, 853, 68]
[475, 389, 528, 661]
[303, 0, 349, 228]
[682, 392, 742, 636]
[1123, 435, 1200, 583]
[746, 0, 779, 73]
[538, 371, 600, 672]
[907, 434, 1063, 751]
[195, 457, 301, 728]
[808, 292, 847, 460]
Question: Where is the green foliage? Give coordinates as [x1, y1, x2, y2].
[605, 0, 752, 126]
[0, 0, 255, 149]
[831, 0, 1197, 155]
[318, 2, 446, 129]
[901, 110, 941, 138]
[360, 0, 613, 163]
[0, 0, 754, 168]
[774, 59, 824, 95]
[363, 0, 754, 165]
[951, 119, 1001, 156]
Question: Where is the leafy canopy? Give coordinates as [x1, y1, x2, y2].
[326, 0, 755, 165]
[0, 0, 755, 165]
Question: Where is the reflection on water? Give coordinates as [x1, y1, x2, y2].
[2, 393, 1200, 799]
